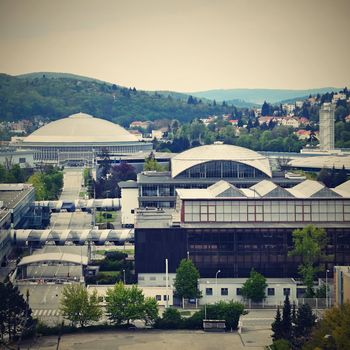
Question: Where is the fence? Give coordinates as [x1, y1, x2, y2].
[240, 298, 333, 310]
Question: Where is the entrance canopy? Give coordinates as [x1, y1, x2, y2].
[18, 252, 88, 267]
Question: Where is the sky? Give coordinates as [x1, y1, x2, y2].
[0, 0, 349, 92]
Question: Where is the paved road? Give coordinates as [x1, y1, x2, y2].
[60, 168, 84, 201]
[50, 168, 93, 230]
[50, 211, 92, 229]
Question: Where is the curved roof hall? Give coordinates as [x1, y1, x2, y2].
[171, 143, 272, 178]
[18, 252, 88, 266]
[24, 112, 139, 143]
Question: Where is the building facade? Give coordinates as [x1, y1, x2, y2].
[319, 103, 335, 151]
[135, 179, 350, 279]
[0, 184, 35, 264]
[11, 113, 152, 165]
[122, 143, 303, 211]
[334, 266, 350, 305]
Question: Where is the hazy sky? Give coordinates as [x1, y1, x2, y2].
[0, 0, 349, 91]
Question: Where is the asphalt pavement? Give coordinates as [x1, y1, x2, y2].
[59, 168, 84, 201]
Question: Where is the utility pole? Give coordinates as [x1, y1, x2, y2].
[165, 258, 169, 308]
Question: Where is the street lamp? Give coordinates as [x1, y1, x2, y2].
[325, 269, 328, 307]
[215, 270, 221, 298]
[122, 269, 126, 284]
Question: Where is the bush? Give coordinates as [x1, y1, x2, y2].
[154, 308, 183, 329]
[105, 251, 128, 261]
[183, 310, 203, 329]
[154, 301, 245, 331]
[270, 339, 291, 350]
[96, 272, 119, 284]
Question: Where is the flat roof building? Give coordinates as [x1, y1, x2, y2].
[135, 179, 350, 279]
[0, 183, 35, 264]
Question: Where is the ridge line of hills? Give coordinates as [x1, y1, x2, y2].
[0, 71, 344, 126]
[14, 72, 341, 105]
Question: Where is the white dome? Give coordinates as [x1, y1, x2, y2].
[171, 144, 272, 178]
[24, 113, 138, 143]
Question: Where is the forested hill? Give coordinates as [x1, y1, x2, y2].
[0, 73, 234, 126]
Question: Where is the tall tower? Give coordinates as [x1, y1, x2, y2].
[319, 103, 335, 151]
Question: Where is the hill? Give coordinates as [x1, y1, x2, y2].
[0, 73, 234, 126]
[17, 72, 113, 85]
[190, 88, 341, 105]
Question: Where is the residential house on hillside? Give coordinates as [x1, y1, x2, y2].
[129, 121, 151, 129]
[281, 117, 300, 128]
[298, 117, 310, 126]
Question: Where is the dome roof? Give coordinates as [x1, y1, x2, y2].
[171, 143, 272, 178]
[24, 113, 138, 143]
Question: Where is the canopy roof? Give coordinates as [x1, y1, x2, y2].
[171, 144, 272, 178]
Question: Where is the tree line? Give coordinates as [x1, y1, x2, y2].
[156, 119, 305, 153]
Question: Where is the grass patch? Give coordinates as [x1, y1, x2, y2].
[96, 211, 117, 223]
[79, 191, 87, 198]
[179, 311, 192, 316]
[94, 248, 134, 256]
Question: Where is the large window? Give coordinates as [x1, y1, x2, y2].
[183, 199, 349, 223]
[176, 161, 268, 179]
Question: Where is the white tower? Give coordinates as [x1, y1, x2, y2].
[319, 103, 335, 151]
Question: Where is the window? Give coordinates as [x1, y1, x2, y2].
[150, 276, 156, 281]
[163, 295, 168, 301]
[236, 288, 242, 296]
[283, 288, 290, 296]
[221, 288, 228, 296]
[206, 288, 213, 296]
[155, 295, 161, 301]
[267, 288, 275, 296]
[19, 157, 26, 163]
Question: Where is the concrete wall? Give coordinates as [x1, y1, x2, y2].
[0, 151, 35, 168]
[87, 284, 174, 306]
[120, 187, 138, 226]
[138, 273, 299, 305]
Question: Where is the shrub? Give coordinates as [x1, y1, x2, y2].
[154, 308, 183, 329]
[270, 339, 291, 350]
[105, 251, 128, 261]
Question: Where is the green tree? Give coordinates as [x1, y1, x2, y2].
[144, 152, 163, 171]
[261, 101, 271, 116]
[241, 269, 267, 302]
[174, 259, 201, 300]
[60, 284, 102, 327]
[0, 282, 34, 341]
[272, 306, 283, 341]
[106, 282, 158, 326]
[304, 303, 350, 350]
[293, 304, 316, 339]
[281, 295, 292, 341]
[154, 308, 183, 329]
[288, 225, 329, 297]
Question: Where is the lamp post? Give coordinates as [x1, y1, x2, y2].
[215, 270, 221, 299]
[122, 269, 126, 284]
[325, 269, 328, 308]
